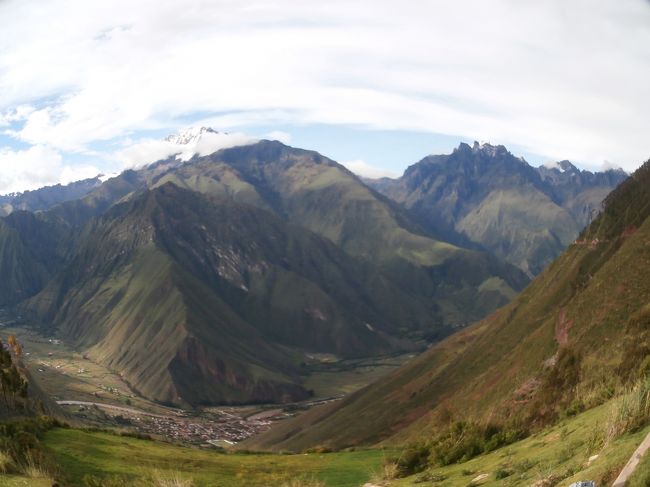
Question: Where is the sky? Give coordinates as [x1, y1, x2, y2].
[0, 0, 649, 194]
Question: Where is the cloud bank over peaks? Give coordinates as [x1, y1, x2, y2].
[116, 127, 258, 169]
[0, 145, 100, 195]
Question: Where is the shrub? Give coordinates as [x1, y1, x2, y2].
[428, 421, 526, 466]
[529, 347, 582, 425]
[370, 460, 399, 482]
[0, 450, 13, 473]
[396, 443, 430, 475]
[494, 468, 511, 479]
[605, 376, 650, 441]
[564, 399, 585, 417]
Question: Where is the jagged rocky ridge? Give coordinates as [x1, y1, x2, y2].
[368, 142, 626, 276]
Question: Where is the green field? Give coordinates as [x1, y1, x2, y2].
[42, 428, 389, 486]
[31, 399, 650, 486]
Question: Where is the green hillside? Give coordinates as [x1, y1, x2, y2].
[24, 184, 448, 405]
[149, 141, 529, 325]
[370, 142, 626, 276]
[246, 158, 650, 452]
[0, 141, 530, 406]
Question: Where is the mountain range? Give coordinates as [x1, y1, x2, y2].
[369, 142, 627, 276]
[0, 132, 534, 406]
[247, 154, 650, 452]
[0, 177, 103, 217]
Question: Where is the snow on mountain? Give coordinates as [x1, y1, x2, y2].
[117, 127, 258, 169]
[163, 126, 219, 145]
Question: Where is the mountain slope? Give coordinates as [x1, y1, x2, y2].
[369, 142, 626, 276]
[2, 135, 529, 405]
[149, 140, 529, 327]
[0, 177, 102, 217]
[246, 158, 650, 451]
[24, 183, 443, 405]
[45, 139, 527, 330]
[0, 211, 70, 306]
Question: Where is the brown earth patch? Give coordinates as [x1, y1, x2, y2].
[555, 309, 573, 347]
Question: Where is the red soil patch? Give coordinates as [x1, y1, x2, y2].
[555, 309, 573, 346]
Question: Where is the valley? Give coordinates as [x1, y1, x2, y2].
[0, 136, 643, 486]
[0, 317, 414, 448]
[1, 4, 649, 486]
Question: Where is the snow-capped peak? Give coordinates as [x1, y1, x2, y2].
[164, 126, 220, 145]
[117, 127, 259, 169]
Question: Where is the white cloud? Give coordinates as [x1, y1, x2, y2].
[0, 0, 648, 173]
[0, 145, 99, 194]
[342, 159, 399, 179]
[599, 160, 626, 173]
[115, 130, 257, 169]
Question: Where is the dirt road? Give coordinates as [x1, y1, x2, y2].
[56, 400, 171, 418]
[612, 429, 650, 486]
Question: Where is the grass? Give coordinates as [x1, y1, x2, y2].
[387, 401, 650, 486]
[42, 428, 389, 486]
[302, 354, 415, 399]
[0, 475, 53, 486]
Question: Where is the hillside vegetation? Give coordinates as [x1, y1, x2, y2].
[369, 142, 626, 276]
[246, 158, 650, 452]
[0, 140, 529, 406]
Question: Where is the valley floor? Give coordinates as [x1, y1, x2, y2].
[1, 323, 414, 448]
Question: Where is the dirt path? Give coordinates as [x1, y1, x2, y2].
[612, 429, 650, 486]
[56, 400, 172, 418]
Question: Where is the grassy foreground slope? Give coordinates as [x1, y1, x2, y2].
[25, 393, 649, 487]
[390, 401, 650, 487]
[246, 159, 650, 451]
[42, 428, 387, 487]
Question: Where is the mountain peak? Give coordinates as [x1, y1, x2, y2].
[454, 141, 511, 158]
[471, 141, 510, 157]
[157, 127, 257, 163]
[164, 126, 220, 145]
